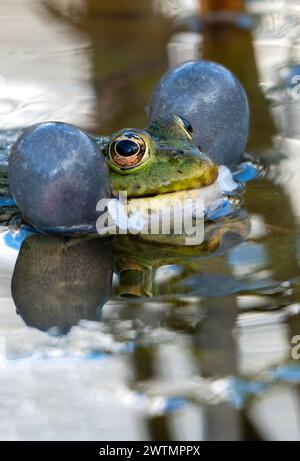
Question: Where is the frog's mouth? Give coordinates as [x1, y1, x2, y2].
[125, 158, 219, 202]
[106, 166, 238, 236]
[126, 179, 222, 218]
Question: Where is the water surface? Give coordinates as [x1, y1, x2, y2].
[0, 0, 300, 441]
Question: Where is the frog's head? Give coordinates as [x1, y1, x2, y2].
[104, 115, 218, 198]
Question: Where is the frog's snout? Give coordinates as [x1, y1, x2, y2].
[192, 147, 219, 188]
[200, 158, 219, 188]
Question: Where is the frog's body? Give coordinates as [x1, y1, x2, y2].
[1, 116, 239, 238]
[0, 59, 250, 237]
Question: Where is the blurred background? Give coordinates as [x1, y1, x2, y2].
[1, 0, 300, 441]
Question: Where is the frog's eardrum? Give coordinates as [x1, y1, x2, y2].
[149, 60, 249, 166]
[8, 122, 110, 233]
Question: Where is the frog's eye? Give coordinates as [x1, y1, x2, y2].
[176, 115, 193, 139]
[108, 132, 151, 174]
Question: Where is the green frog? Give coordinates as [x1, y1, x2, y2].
[100, 115, 218, 198]
[95, 115, 227, 243]
[5, 116, 237, 235]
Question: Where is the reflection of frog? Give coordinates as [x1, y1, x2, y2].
[113, 213, 250, 297]
[11, 235, 113, 332]
[10, 212, 249, 332]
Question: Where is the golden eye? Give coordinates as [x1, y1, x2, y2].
[108, 132, 150, 174]
[176, 115, 193, 139]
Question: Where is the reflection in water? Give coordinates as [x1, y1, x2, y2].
[114, 215, 250, 298]
[0, 0, 300, 441]
[11, 235, 113, 332]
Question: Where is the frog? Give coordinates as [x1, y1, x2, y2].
[3, 59, 251, 235]
[95, 114, 239, 243]
[4, 116, 241, 236]
[100, 114, 218, 198]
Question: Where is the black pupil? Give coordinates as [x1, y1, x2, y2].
[181, 117, 193, 134]
[115, 140, 139, 157]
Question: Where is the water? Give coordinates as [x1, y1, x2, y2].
[0, 0, 300, 441]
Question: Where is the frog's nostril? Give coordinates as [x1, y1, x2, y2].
[173, 150, 185, 158]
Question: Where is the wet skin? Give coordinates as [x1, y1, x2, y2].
[5, 116, 219, 233]
[99, 115, 218, 198]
